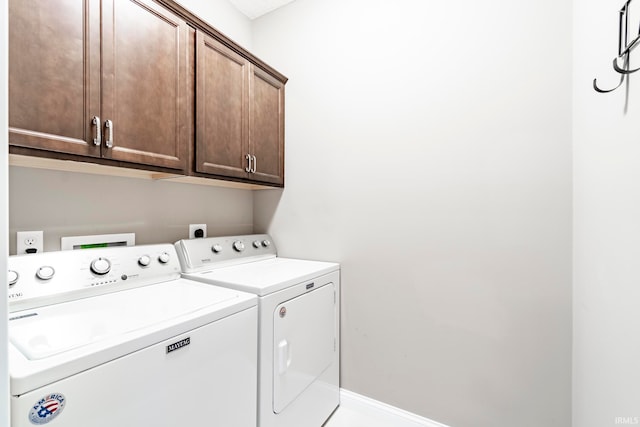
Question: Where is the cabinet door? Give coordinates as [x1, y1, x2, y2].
[9, 0, 101, 157]
[101, 0, 189, 171]
[249, 66, 285, 186]
[195, 31, 250, 179]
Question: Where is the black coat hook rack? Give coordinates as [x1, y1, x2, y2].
[594, 0, 640, 93]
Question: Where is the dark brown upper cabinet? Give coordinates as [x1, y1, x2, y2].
[195, 31, 285, 186]
[9, 0, 286, 187]
[249, 66, 285, 185]
[9, 0, 190, 172]
[9, 0, 101, 158]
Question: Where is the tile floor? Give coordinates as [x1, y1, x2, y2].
[323, 404, 396, 427]
[322, 391, 447, 427]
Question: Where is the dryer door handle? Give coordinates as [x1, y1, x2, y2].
[278, 339, 291, 375]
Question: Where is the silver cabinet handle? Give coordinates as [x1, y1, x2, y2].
[92, 116, 101, 146]
[104, 120, 113, 148]
[245, 154, 252, 172]
[251, 155, 257, 173]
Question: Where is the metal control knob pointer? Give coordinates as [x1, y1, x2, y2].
[158, 252, 171, 264]
[138, 255, 151, 267]
[90, 258, 111, 275]
[36, 266, 55, 280]
[8, 270, 19, 287]
[233, 241, 245, 252]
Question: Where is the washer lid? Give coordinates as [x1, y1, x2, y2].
[183, 258, 339, 296]
[9, 279, 257, 395]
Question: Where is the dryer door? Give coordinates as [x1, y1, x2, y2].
[273, 283, 336, 414]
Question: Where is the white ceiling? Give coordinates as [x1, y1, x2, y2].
[227, 0, 297, 19]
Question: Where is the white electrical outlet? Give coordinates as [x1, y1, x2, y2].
[17, 231, 44, 255]
[189, 224, 207, 239]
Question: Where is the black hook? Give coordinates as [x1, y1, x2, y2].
[593, 72, 625, 93]
[594, 54, 634, 93]
[613, 56, 640, 74]
[593, 0, 640, 93]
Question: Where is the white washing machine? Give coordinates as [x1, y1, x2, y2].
[7, 244, 258, 427]
[175, 234, 340, 427]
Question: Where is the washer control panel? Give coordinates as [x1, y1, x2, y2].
[7, 244, 181, 312]
[175, 234, 277, 273]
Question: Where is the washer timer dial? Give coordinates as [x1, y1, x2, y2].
[90, 258, 111, 275]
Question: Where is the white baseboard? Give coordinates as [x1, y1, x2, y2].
[339, 389, 450, 427]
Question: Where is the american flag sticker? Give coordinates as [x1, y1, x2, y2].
[29, 393, 66, 425]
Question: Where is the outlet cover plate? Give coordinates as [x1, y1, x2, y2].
[17, 231, 44, 254]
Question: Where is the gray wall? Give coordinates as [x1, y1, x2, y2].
[573, 1, 640, 425]
[251, 1, 573, 426]
[9, 167, 255, 254]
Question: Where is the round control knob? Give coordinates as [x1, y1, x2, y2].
[8, 270, 19, 287]
[36, 266, 55, 280]
[158, 252, 171, 264]
[233, 241, 245, 252]
[138, 255, 151, 267]
[253, 240, 261, 248]
[262, 240, 271, 248]
[211, 244, 223, 253]
[90, 258, 111, 275]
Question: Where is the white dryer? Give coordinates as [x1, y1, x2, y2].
[7, 244, 258, 427]
[175, 234, 340, 427]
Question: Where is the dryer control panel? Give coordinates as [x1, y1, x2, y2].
[175, 234, 277, 273]
[7, 244, 181, 312]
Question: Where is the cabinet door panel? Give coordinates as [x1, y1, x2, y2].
[250, 66, 284, 185]
[101, 0, 188, 171]
[9, 0, 100, 157]
[195, 32, 249, 179]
